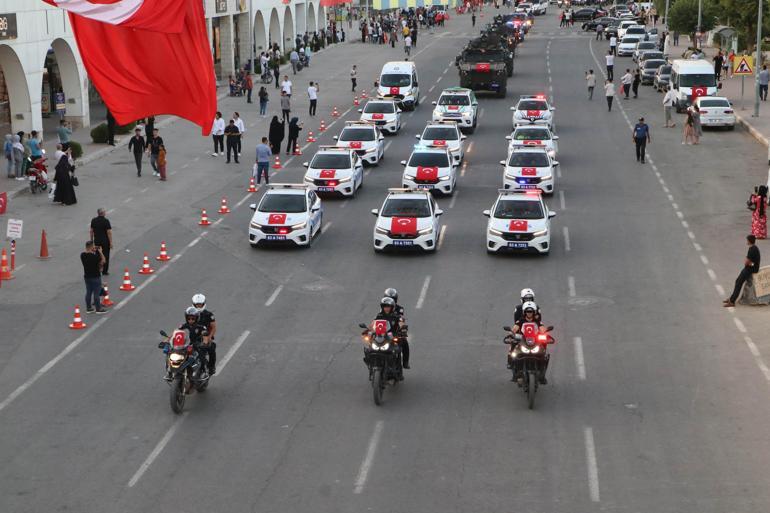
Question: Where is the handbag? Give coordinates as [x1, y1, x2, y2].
[748, 194, 757, 211]
[71, 174, 79, 187]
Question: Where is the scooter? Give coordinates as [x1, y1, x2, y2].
[27, 156, 48, 194]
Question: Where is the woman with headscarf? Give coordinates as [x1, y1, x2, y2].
[11, 134, 24, 179]
[751, 185, 768, 239]
[268, 115, 284, 155]
[53, 149, 77, 205]
[4, 134, 13, 178]
[286, 117, 302, 155]
[691, 105, 702, 144]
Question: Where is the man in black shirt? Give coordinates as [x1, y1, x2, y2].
[147, 128, 164, 177]
[80, 241, 106, 314]
[224, 119, 241, 164]
[725, 235, 761, 307]
[128, 128, 146, 176]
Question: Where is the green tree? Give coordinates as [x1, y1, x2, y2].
[718, 0, 769, 52]
[668, 0, 718, 41]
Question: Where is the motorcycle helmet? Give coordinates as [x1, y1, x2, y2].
[520, 288, 535, 303]
[191, 293, 206, 312]
[384, 288, 399, 303]
[380, 297, 395, 312]
[522, 301, 537, 314]
[185, 306, 200, 323]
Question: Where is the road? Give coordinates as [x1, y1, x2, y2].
[2, 9, 770, 513]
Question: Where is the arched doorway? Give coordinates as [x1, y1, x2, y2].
[46, 39, 86, 127]
[283, 7, 295, 51]
[307, 3, 317, 35]
[0, 45, 32, 133]
[268, 8, 281, 51]
[254, 11, 267, 56]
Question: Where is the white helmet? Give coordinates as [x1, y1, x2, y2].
[191, 293, 206, 312]
[520, 288, 535, 302]
[522, 301, 538, 313]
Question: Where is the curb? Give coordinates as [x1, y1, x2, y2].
[736, 113, 769, 147]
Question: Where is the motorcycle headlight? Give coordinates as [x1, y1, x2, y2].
[292, 221, 307, 229]
[532, 345, 542, 354]
[519, 345, 531, 354]
[169, 353, 185, 364]
[375, 342, 390, 351]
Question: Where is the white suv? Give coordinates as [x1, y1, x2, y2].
[303, 146, 364, 197]
[372, 188, 443, 253]
[358, 99, 402, 134]
[401, 146, 457, 195]
[334, 121, 385, 165]
[501, 147, 557, 194]
[416, 121, 466, 165]
[483, 189, 555, 254]
[248, 184, 323, 248]
[431, 87, 478, 133]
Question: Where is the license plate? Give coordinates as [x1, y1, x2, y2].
[417, 184, 434, 189]
[317, 186, 335, 192]
[266, 235, 287, 241]
[393, 240, 414, 246]
[519, 184, 538, 189]
[507, 242, 529, 248]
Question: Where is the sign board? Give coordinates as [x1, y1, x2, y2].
[6, 218, 22, 239]
[215, 0, 228, 13]
[733, 55, 754, 76]
[752, 266, 770, 299]
[0, 14, 17, 40]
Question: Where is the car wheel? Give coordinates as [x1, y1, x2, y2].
[727, 124, 735, 131]
[250, 243, 259, 248]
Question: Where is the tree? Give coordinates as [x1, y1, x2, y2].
[668, 0, 718, 41]
[718, 0, 770, 52]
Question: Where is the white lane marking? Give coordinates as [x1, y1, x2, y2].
[384, 140, 393, 152]
[187, 236, 203, 248]
[574, 337, 586, 380]
[687, 231, 696, 240]
[123, 197, 133, 204]
[667, 194, 674, 201]
[127, 415, 185, 488]
[218, 330, 251, 373]
[563, 226, 571, 252]
[428, 85, 436, 93]
[707, 269, 717, 281]
[675, 211, 684, 220]
[193, 156, 200, 162]
[662, 185, 670, 193]
[734, 317, 747, 333]
[681, 220, 689, 229]
[437, 225, 447, 249]
[700, 254, 709, 265]
[556, 165, 562, 178]
[265, 285, 284, 307]
[568, 276, 576, 297]
[584, 426, 601, 502]
[449, 190, 459, 209]
[436, 76, 443, 83]
[559, 190, 566, 210]
[235, 193, 252, 209]
[322, 222, 332, 234]
[212, 218, 224, 226]
[340, 201, 349, 209]
[467, 141, 474, 154]
[461, 162, 468, 177]
[13, 263, 26, 272]
[693, 242, 703, 252]
[140, 187, 149, 193]
[170, 170, 178, 176]
[479, 108, 484, 119]
[716, 284, 725, 296]
[181, 163, 189, 169]
[745, 336, 761, 357]
[442, 68, 448, 75]
[416, 275, 432, 310]
[364, 169, 372, 177]
[353, 420, 385, 494]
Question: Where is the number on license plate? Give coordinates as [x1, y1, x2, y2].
[519, 184, 538, 189]
[507, 242, 529, 248]
[318, 187, 335, 192]
[417, 184, 434, 189]
[266, 235, 287, 241]
[393, 240, 414, 246]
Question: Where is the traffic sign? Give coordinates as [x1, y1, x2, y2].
[6, 218, 22, 239]
[734, 55, 754, 76]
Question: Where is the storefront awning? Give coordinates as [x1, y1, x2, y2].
[320, 0, 351, 6]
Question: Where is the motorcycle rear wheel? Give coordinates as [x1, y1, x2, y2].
[170, 375, 186, 414]
[526, 371, 537, 410]
[372, 368, 384, 406]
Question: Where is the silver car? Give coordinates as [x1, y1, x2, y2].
[653, 64, 672, 91]
[639, 59, 666, 85]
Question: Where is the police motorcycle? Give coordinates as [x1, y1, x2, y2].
[503, 322, 554, 409]
[158, 328, 210, 414]
[358, 318, 406, 406]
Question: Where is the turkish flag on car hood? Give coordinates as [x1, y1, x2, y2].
[521, 167, 537, 176]
[268, 213, 287, 225]
[42, 0, 216, 135]
[320, 169, 336, 178]
[390, 217, 418, 235]
[509, 219, 528, 232]
[371, 113, 384, 119]
[349, 141, 363, 149]
[526, 110, 543, 117]
[416, 166, 439, 180]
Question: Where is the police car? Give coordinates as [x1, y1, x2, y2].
[431, 87, 478, 133]
[401, 145, 456, 195]
[371, 188, 443, 253]
[302, 146, 364, 197]
[358, 99, 402, 134]
[500, 147, 557, 194]
[506, 125, 559, 158]
[334, 121, 385, 165]
[248, 184, 323, 248]
[415, 121, 466, 165]
[483, 189, 555, 254]
[511, 95, 556, 131]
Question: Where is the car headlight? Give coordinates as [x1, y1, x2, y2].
[504, 173, 516, 180]
[250, 222, 263, 229]
[433, 109, 441, 117]
[337, 176, 352, 183]
[489, 227, 503, 236]
[541, 175, 552, 181]
[365, 147, 377, 154]
[418, 227, 433, 235]
[375, 226, 390, 235]
[292, 221, 307, 229]
[439, 175, 451, 181]
[532, 229, 548, 237]
[462, 112, 472, 118]
[404, 174, 416, 179]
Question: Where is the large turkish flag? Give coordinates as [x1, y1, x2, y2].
[390, 217, 418, 235]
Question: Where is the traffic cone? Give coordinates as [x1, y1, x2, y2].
[0, 248, 13, 281]
[137, 252, 155, 275]
[101, 285, 115, 307]
[332, 106, 340, 117]
[293, 145, 303, 156]
[361, 90, 368, 99]
[319, 119, 327, 132]
[248, 177, 258, 193]
[306, 131, 316, 143]
[218, 196, 231, 214]
[156, 241, 171, 261]
[198, 209, 211, 226]
[119, 268, 136, 291]
[354, 96, 360, 106]
[273, 156, 282, 169]
[69, 305, 87, 329]
[38, 229, 50, 259]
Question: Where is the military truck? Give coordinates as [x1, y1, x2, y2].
[455, 36, 511, 97]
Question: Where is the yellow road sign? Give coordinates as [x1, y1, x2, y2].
[734, 55, 754, 76]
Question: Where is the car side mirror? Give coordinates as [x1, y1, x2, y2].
[482, 209, 491, 217]
[499, 160, 506, 166]
[357, 109, 363, 113]
[432, 101, 437, 105]
[302, 162, 309, 167]
[553, 135, 560, 140]
[400, 160, 407, 166]
[505, 135, 512, 140]
[550, 107, 555, 111]
[371, 208, 379, 216]
[359, 323, 368, 329]
[249, 203, 257, 211]
[461, 135, 467, 140]
[552, 161, 559, 166]
[333, 136, 339, 140]
[509, 106, 515, 111]
[548, 211, 556, 219]
[415, 134, 421, 139]
[435, 209, 444, 216]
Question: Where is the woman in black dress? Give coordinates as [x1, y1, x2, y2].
[268, 115, 284, 155]
[53, 150, 77, 205]
[286, 117, 302, 155]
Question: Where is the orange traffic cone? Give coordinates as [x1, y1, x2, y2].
[273, 156, 282, 169]
[332, 106, 340, 117]
[319, 120, 327, 132]
[156, 241, 171, 261]
[293, 145, 303, 156]
[361, 90, 368, 99]
[69, 305, 87, 329]
[306, 131, 316, 143]
[354, 96, 360, 106]
[248, 177, 258, 193]
[101, 285, 115, 307]
[0, 248, 13, 280]
[198, 209, 211, 226]
[38, 229, 50, 259]
[218, 196, 231, 214]
[138, 252, 155, 275]
[119, 268, 136, 291]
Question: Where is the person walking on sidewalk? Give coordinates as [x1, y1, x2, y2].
[609, 35, 617, 56]
[280, 91, 291, 122]
[4, 134, 13, 179]
[128, 128, 146, 176]
[604, 79, 615, 111]
[258, 87, 269, 116]
[760, 65, 770, 101]
[147, 129, 164, 177]
[255, 137, 272, 185]
[632, 69, 641, 98]
[404, 34, 412, 57]
[290, 48, 300, 74]
[224, 119, 241, 164]
[244, 73, 253, 103]
[750, 185, 768, 239]
[286, 117, 303, 155]
[662, 86, 677, 127]
[621, 69, 633, 99]
[683, 108, 695, 144]
[282, 75, 293, 97]
[81, 241, 106, 314]
[211, 112, 225, 156]
[89, 208, 113, 275]
[308, 81, 319, 116]
[351, 64, 358, 92]
[605, 51, 614, 81]
[713, 51, 723, 80]
[472, 12, 476, 26]
[57, 120, 72, 151]
[632, 117, 651, 163]
[585, 69, 596, 100]
[273, 59, 281, 89]
[724, 235, 761, 307]
[596, 23, 604, 40]
[269, 115, 284, 155]
[233, 112, 246, 157]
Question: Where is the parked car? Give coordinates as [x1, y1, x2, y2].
[653, 64, 672, 91]
[639, 59, 667, 85]
[694, 96, 735, 130]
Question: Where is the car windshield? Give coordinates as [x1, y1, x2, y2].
[621, 37, 641, 44]
[518, 100, 548, 110]
[259, 194, 306, 213]
[310, 154, 351, 168]
[644, 60, 666, 69]
[514, 129, 550, 140]
[699, 99, 730, 107]
[438, 95, 470, 106]
[381, 198, 432, 217]
[659, 65, 672, 74]
[423, 127, 459, 140]
[409, 152, 450, 167]
[642, 52, 664, 60]
[494, 199, 544, 219]
[509, 152, 550, 167]
[679, 73, 717, 87]
[637, 42, 656, 49]
[380, 74, 411, 87]
[626, 28, 646, 35]
[364, 102, 395, 113]
[339, 128, 375, 141]
[463, 49, 505, 62]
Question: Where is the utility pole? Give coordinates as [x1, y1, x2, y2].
[249, 0, 254, 72]
[696, 0, 702, 48]
[664, 0, 670, 30]
[755, 0, 763, 118]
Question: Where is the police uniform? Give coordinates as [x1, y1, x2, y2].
[196, 309, 217, 372]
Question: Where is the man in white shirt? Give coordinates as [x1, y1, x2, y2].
[662, 86, 677, 127]
[585, 69, 596, 100]
[621, 69, 633, 99]
[605, 50, 615, 81]
[233, 112, 246, 156]
[404, 35, 412, 57]
[609, 35, 617, 55]
[211, 111, 225, 156]
[307, 81, 319, 116]
[281, 76, 293, 97]
[259, 53, 269, 79]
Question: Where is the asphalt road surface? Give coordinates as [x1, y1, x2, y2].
[2, 10, 770, 513]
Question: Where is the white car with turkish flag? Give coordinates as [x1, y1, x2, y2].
[248, 184, 323, 248]
[483, 189, 555, 254]
[334, 121, 385, 166]
[511, 95, 555, 131]
[415, 121, 466, 165]
[507, 125, 559, 158]
[500, 147, 557, 195]
[303, 146, 364, 197]
[371, 188, 443, 253]
[431, 87, 478, 133]
[358, 99, 402, 134]
[401, 146, 456, 195]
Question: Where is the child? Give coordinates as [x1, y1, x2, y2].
[158, 144, 167, 181]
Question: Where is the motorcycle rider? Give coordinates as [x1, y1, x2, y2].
[509, 301, 549, 384]
[514, 288, 542, 324]
[384, 287, 405, 319]
[163, 307, 209, 380]
[375, 296, 410, 369]
[192, 293, 217, 375]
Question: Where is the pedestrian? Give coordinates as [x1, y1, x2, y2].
[273, 60, 281, 89]
[308, 81, 319, 116]
[672, 31, 679, 46]
[472, 13, 476, 26]
[585, 69, 596, 100]
[269, 115, 284, 155]
[690, 105, 702, 144]
[404, 34, 412, 56]
[4, 134, 13, 178]
[11, 134, 23, 179]
[57, 120, 72, 151]
[233, 112, 246, 156]
[53, 148, 77, 205]
[211, 111, 225, 156]
[106, 110, 116, 146]
[682, 108, 695, 144]
[81, 241, 106, 314]
[727, 50, 735, 77]
[286, 117, 302, 155]
[605, 50, 614, 81]
[304, 45, 312, 67]
[27, 130, 43, 160]
[750, 185, 768, 239]
[662, 86, 677, 127]
[244, 72, 253, 103]
[632, 69, 641, 98]
[128, 128, 147, 176]
[224, 119, 240, 163]
[632, 116, 651, 163]
[254, 136, 272, 185]
[157, 144, 167, 181]
[147, 128, 164, 177]
[760, 65, 770, 101]
[351, 64, 358, 92]
[609, 35, 617, 56]
[89, 208, 113, 275]
[258, 87, 269, 116]
[290, 48, 300, 74]
[724, 235, 761, 307]
[620, 69, 632, 99]
[280, 91, 291, 122]
[714, 51, 723, 80]
[281, 75, 293, 96]
[604, 79, 615, 111]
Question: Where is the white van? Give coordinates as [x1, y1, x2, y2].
[377, 61, 420, 111]
[670, 59, 718, 111]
